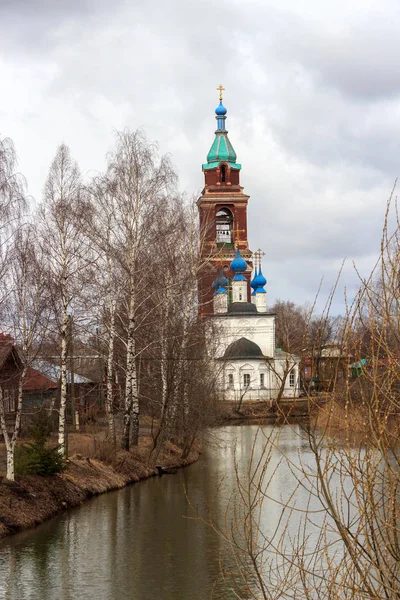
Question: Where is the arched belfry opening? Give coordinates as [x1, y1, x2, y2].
[216, 208, 233, 245]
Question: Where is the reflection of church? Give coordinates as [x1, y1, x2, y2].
[198, 89, 299, 401]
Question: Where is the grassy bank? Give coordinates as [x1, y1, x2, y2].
[0, 435, 200, 539]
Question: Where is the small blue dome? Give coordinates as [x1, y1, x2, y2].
[233, 273, 246, 282]
[251, 267, 267, 291]
[255, 287, 266, 294]
[215, 101, 227, 116]
[230, 249, 247, 274]
[215, 287, 228, 295]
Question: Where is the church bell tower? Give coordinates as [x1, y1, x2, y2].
[197, 86, 252, 315]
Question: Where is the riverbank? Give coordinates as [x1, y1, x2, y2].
[219, 396, 328, 422]
[0, 438, 200, 539]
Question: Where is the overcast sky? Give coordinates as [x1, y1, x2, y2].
[1, 0, 399, 314]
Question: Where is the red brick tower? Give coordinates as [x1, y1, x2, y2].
[198, 87, 252, 316]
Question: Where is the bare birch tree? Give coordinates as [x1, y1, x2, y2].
[86, 177, 124, 448]
[38, 144, 89, 457]
[103, 129, 177, 450]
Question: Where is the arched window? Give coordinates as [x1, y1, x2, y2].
[216, 208, 233, 244]
[221, 164, 226, 183]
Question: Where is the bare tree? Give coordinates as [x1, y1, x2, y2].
[0, 135, 27, 314]
[102, 129, 177, 450]
[0, 135, 26, 230]
[271, 300, 308, 355]
[86, 177, 124, 448]
[38, 144, 90, 457]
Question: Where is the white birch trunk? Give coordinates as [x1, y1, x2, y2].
[106, 300, 116, 446]
[0, 365, 26, 481]
[122, 284, 138, 449]
[160, 326, 168, 422]
[58, 310, 69, 456]
[0, 388, 14, 481]
[15, 365, 26, 442]
[160, 287, 170, 423]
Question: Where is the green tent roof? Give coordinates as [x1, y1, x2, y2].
[202, 131, 241, 171]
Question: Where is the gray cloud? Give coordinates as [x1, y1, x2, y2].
[1, 0, 398, 313]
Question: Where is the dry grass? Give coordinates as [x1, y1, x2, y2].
[315, 396, 400, 446]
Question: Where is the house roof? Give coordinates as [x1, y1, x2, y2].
[32, 359, 92, 384]
[34, 346, 105, 384]
[23, 366, 58, 392]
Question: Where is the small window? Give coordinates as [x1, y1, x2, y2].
[289, 371, 295, 387]
[228, 374, 234, 388]
[243, 374, 250, 388]
[260, 373, 264, 387]
[221, 164, 226, 183]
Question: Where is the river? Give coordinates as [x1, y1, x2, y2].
[0, 423, 318, 600]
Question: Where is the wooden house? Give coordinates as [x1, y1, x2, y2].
[0, 333, 23, 413]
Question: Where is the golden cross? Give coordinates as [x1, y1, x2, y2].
[217, 84, 225, 102]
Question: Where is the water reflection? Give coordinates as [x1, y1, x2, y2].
[0, 424, 314, 600]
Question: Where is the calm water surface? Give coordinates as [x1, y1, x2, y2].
[0, 423, 314, 600]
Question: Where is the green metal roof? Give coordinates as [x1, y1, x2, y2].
[202, 131, 241, 171]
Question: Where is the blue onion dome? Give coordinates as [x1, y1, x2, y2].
[230, 249, 247, 274]
[215, 101, 227, 116]
[257, 267, 267, 287]
[212, 268, 229, 290]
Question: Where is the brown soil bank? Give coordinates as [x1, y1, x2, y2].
[0, 439, 200, 540]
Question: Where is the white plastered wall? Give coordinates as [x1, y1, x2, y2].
[211, 314, 275, 358]
[217, 355, 300, 401]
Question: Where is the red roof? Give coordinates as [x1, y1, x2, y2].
[23, 367, 58, 392]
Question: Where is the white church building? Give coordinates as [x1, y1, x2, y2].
[209, 251, 300, 402]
